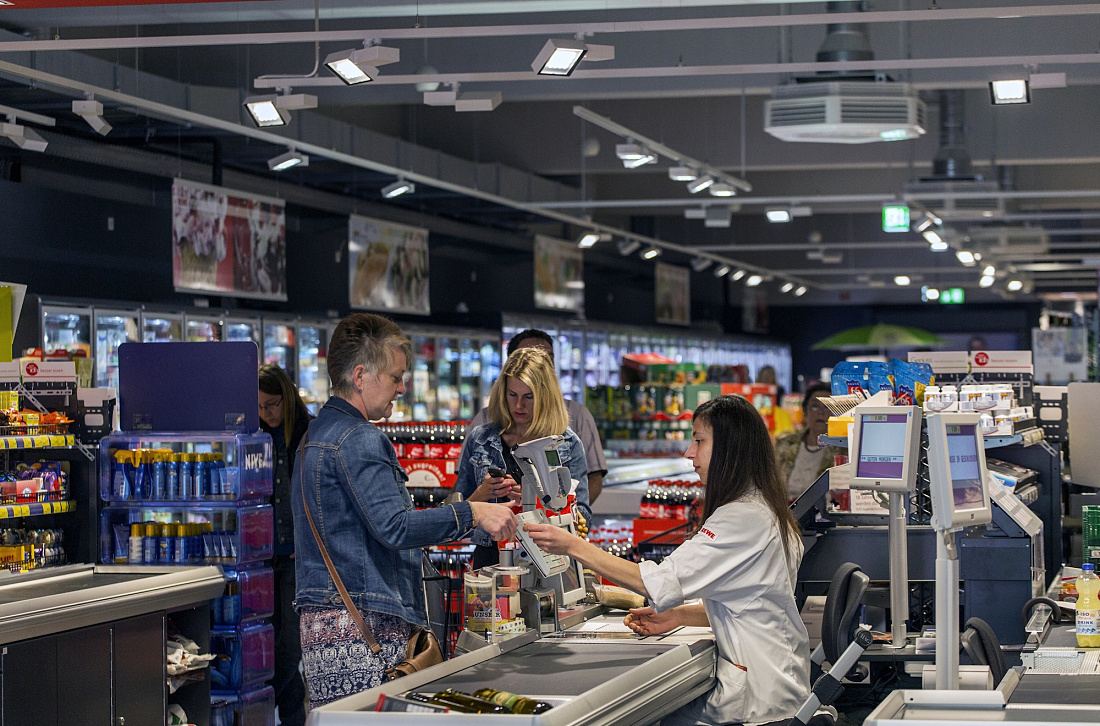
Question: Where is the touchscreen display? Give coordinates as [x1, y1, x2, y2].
[946, 423, 984, 509]
[545, 449, 561, 467]
[855, 413, 910, 480]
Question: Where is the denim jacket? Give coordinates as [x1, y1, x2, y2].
[455, 422, 591, 547]
[291, 396, 474, 625]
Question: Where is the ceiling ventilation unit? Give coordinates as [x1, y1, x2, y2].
[764, 2, 926, 144]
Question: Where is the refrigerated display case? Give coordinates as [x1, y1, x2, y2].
[142, 312, 183, 343]
[226, 318, 262, 348]
[186, 314, 224, 342]
[42, 305, 91, 356]
[392, 329, 500, 422]
[409, 335, 437, 422]
[436, 338, 461, 421]
[262, 321, 296, 382]
[93, 310, 139, 390]
[298, 322, 330, 414]
[479, 341, 501, 411]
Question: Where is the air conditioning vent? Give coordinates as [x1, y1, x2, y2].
[765, 81, 926, 144]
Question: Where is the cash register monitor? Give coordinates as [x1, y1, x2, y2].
[849, 405, 922, 493]
[547, 556, 587, 608]
[927, 412, 993, 531]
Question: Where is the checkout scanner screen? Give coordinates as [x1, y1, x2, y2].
[545, 449, 561, 467]
[946, 423, 984, 509]
[855, 413, 910, 480]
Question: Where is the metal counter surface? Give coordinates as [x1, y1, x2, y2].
[0, 563, 226, 644]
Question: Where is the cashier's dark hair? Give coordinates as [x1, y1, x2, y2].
[328, 313, 412, 398]
[258, 364, 309, 449]
[693, 394, 800, 561]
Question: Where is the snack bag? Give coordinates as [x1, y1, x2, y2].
[889, 359, 934, 406]
[831, 361, 893, 398]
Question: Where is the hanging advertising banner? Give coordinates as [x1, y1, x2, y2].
[655, 262, 690, 326]
[171, 179, 287, 301]
[348, 214, 431, 315]
[534, 234, 584, 312]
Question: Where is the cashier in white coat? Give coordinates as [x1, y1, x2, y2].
[525, 394, 810, 726]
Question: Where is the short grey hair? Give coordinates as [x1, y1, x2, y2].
[327, 313, 412, 397]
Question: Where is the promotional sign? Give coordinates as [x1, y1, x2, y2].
[655, 263, 690, 326]
[533, 235, 584, 312]
[172, 179, 287, 301]
[348, 215, 431, 315]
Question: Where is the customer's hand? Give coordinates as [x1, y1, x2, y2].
[470, 502, 518, 541]
[469, 473, 521, 503]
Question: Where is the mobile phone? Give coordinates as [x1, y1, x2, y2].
[487, 467, 506, 478]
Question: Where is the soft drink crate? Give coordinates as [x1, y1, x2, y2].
[213, 565, 275, 626]
[100, 503, 274, 566]
[211, 685, 275, 726]
[99, 431, 273, 503]
[210, 622, 275, 693]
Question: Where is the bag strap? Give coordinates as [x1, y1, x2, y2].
[298, 428, 383, 654]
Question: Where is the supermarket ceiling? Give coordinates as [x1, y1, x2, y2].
[1, 0, 1100, 306]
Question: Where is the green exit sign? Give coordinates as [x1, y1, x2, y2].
[939, 287, 965, 304]
[882, 205, 910, 233]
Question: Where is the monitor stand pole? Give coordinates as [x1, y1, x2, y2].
[934, 530, 960, 690]
[888, 490, 910, 647]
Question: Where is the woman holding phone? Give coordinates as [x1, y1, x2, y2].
[454, 346, 590, 569]
[525, 395, 809, 726]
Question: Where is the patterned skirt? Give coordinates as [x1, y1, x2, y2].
[300, 606, 413, 709]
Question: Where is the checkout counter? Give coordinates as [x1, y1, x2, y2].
[0, 563, 225, 724]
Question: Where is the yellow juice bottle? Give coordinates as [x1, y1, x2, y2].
[1076, 563, 1100, 647]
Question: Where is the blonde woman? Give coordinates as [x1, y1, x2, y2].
[455, 346, 590, 568]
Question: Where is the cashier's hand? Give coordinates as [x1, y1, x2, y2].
[523, 522, 580, 556]
[470, 502, 518, 541]
[624, 607, 680, 636]
[469, 473, 521, 503]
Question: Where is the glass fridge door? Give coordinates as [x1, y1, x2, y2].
[410, 335, 437, 422]
[142, 313, 183, 343]
[479, 339, 501, 413]
[225, 318, 262, 349]
[458, 338, 481, 421]
[297, 324, 329, 415]
[92, 310, 139, 390]
[437, 337, 460, 421]
[555, 328, 585, 401]
[185, 314, 224, 342]
[263, 322, 298, 381]
[43, 306, 91, 356]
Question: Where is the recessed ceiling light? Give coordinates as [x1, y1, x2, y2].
[894, 275, 911, 286]
[381, 179, 415, 198]
[990, 79, 1030, 105]
[532, 39, 588, 76]
[267, 149, 308, 171]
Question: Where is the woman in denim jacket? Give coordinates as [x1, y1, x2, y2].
[455, 346, 591, 569]
[292, 313, 517, 708]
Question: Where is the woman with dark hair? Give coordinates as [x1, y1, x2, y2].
[526, 395, 809, 726]
[258, 364, 311, 726]
[775, 382, 845, 501]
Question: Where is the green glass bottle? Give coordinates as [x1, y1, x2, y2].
[407, 689, 509, 714]
[473, 687, 554, 714]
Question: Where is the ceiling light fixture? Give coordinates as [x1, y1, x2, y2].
[455, 92, 503, 112]
[780, 282, 794, 293]
[577, 232, 601, 248]
[686, 175, 715, 194]
[0, 122, 48, 152]
[324, 45, 400, 85]
[713, 264, 731, 278]
[794, 286, 807, 297]
[690, 257, 713, 272]
[243, 93, 317, 127]
[704, 206, 732, 228]
[922, 286, 941, 301]
[622, 152, 657, 169]
[617, 239, 641, 256]
[668, 166, 697, 182]
[894, 275, 911, 286]
[1007, 279, 1024, 292]
[979, 275, 995, 288]
[532, 39, 586, 76]
[730, 269, 746, 281]
[616, 142, 656, 168]
[982, 265, 996, 277]
[990, 79, 1030, 105]
[708, 182, 736, 197]
[641, 247, 661, 260]
[267, 149, 308, 171]
[766, 208, 792, 223]
[72, 98, 111, 136]
[745, 274, 763, 287]
[956, 249, 976, 265]
[381, 179, 415, 198]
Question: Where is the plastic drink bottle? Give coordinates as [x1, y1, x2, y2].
[1076, 563, 1100, 647]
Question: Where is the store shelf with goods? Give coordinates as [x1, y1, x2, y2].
[394, 328, 501, 422]
[0, 499, 76, 519]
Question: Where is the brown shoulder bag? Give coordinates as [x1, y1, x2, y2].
[298, 430, 444, 680]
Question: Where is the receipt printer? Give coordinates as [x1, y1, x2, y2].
[521, 587, 559, 634]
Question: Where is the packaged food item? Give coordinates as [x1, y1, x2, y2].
[831, 362, 892, 398]
[889, 359, 933, 406]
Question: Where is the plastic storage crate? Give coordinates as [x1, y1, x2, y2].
[211, 685, 275, 726]
[99, 431, 272, 503]
[213, 565, 275, 626]
[210, 622, 275, 692]
[100, 502, 273, 566]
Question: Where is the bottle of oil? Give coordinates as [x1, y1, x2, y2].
[406, 690, 509, 714]
[472, 688, 553, 714]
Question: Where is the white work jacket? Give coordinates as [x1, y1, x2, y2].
[639, 495, 810, 726]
